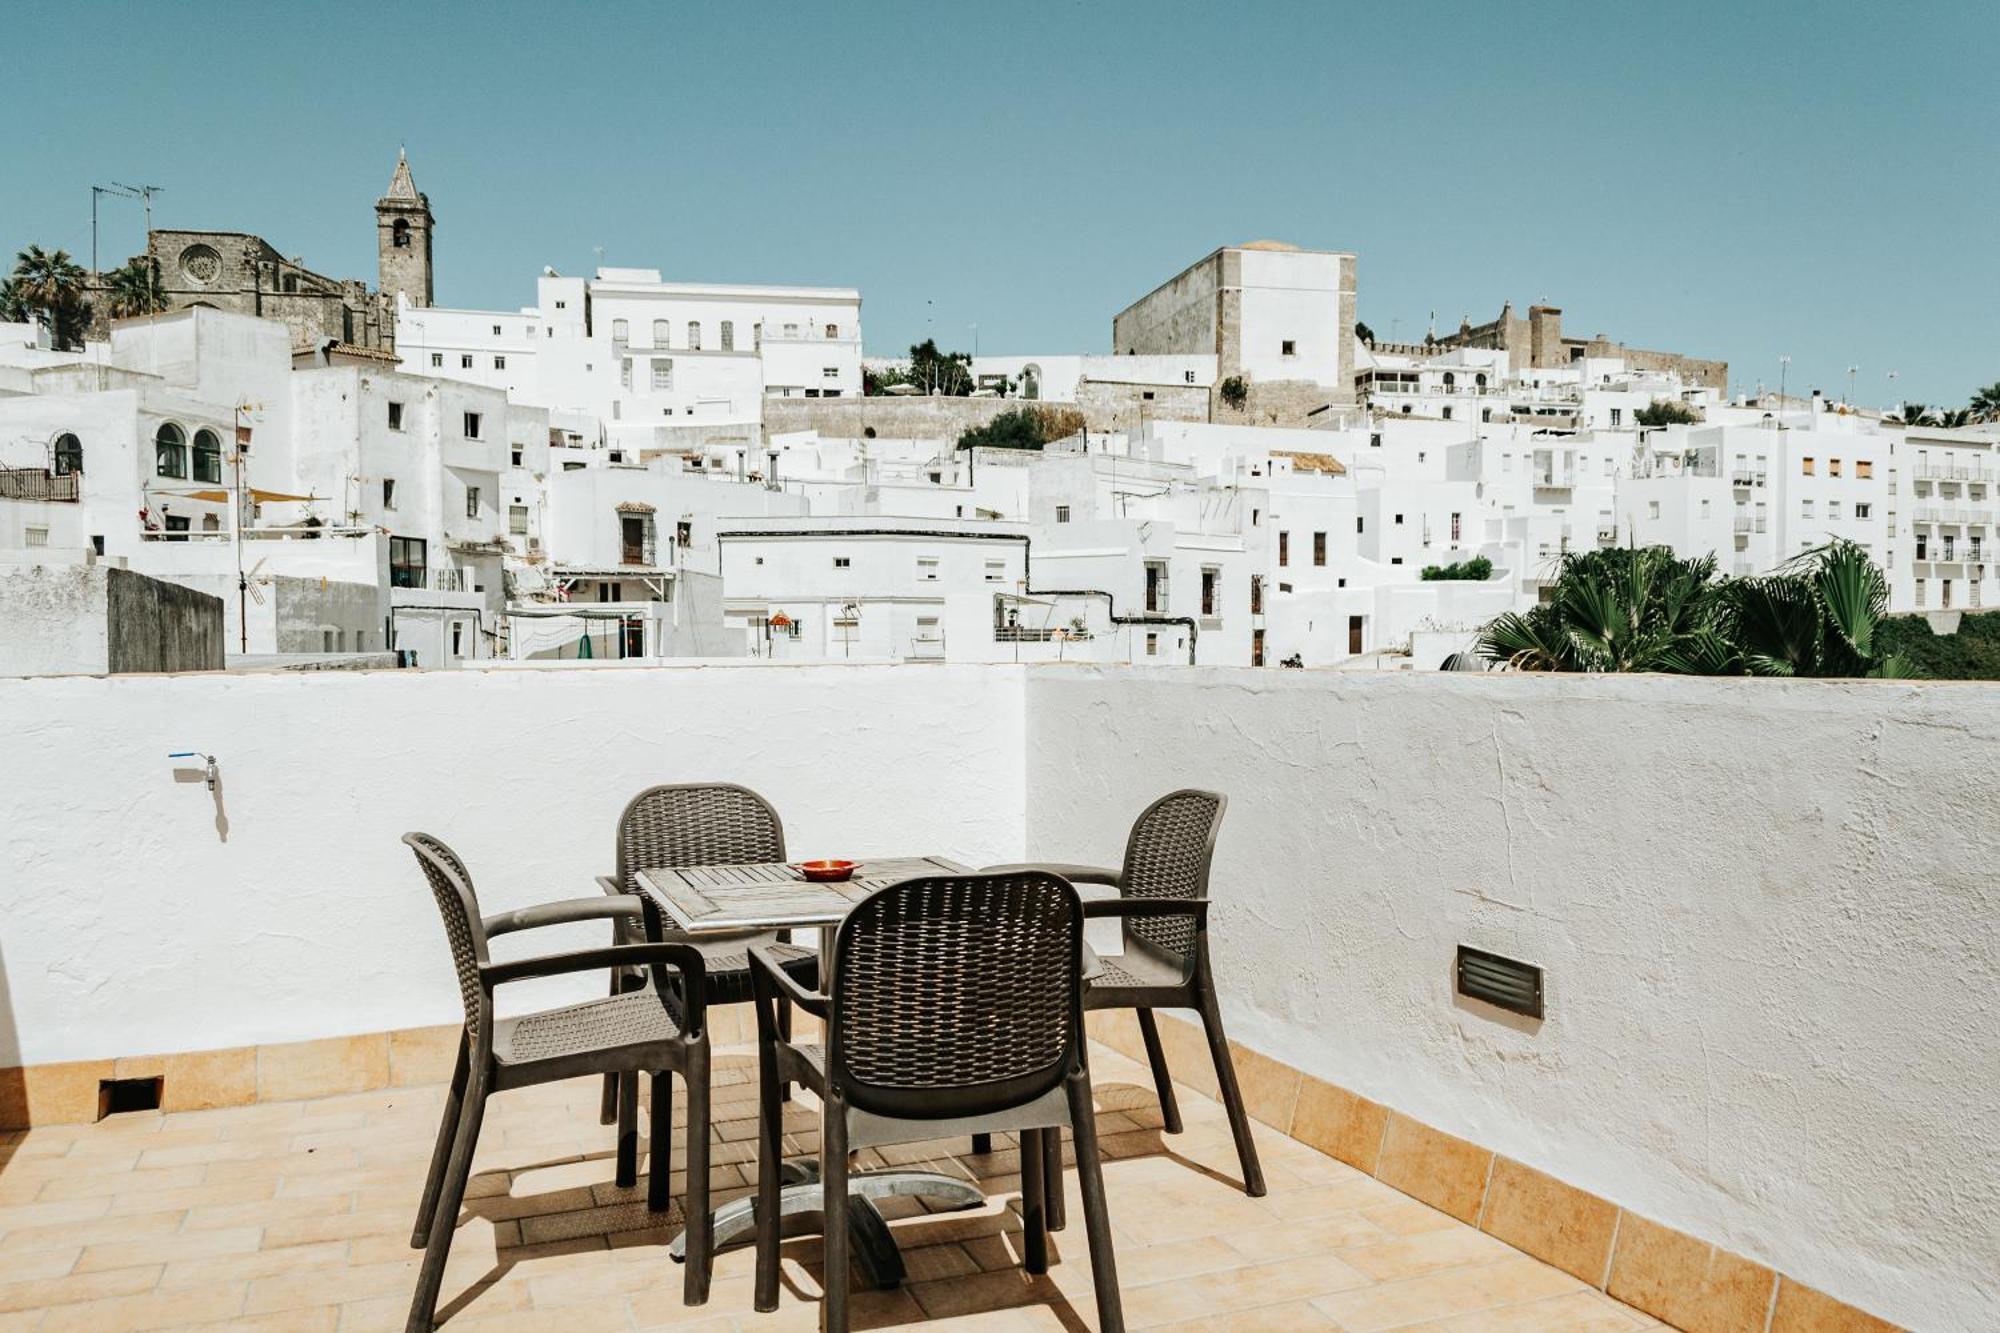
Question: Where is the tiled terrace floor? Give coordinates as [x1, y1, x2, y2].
[0, 1039, 1668, 1332]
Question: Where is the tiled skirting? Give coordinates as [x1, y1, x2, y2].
[1084, 1009, 1904, 1333]
[2, 1006, 1903, 1332]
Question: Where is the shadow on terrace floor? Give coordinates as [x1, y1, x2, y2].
[0, 1042, 1663, 1331]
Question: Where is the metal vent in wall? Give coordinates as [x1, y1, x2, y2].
[1456, 945, 1543, 1019]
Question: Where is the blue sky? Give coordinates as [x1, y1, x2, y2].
[5, 1, 1995, 407]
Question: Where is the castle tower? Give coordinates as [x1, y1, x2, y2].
[376, 149, 434, 308]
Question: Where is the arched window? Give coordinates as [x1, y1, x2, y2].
[651, 319, 669, 347]
[1021, 364, 1042, 401]
[611, 318, 629, 343]
[392, 218, 411, 249]
[720, 320, 734, 351]
[1442, 372, 1455, 390]
[154, 423, 187, 479]
[1475, 373, 1488, 389]
[192, 428, 223, 484]
[687, 322, 701, 351]
[53, 433, 82, 476]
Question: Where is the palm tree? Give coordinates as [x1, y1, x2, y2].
[0, 277, 28, 324]
[8, 244, 91, 349]
[1892, 402, 1934, 427]
[1936, 407, 1974, 429]
[1720, 541, 1907, 678]
[1478, 546, 1735, 673]
[1971, 382, 2000, 423]
[104, 257, 167, 318]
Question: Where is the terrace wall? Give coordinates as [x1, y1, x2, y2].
[0, 662, 1992, 1327]
[1026, 667, 1999, 1333]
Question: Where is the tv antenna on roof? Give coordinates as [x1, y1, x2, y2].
[90, 182, 163, 273]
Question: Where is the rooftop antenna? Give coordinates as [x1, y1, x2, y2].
[112, 182, 163, 240]
[90, 183, 142, 273]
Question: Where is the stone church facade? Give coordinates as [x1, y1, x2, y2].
[88, 151, 435, 353]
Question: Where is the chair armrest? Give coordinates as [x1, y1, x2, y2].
[481, 943, 706, 1026]
[482, 895, 641, 938]
[980, 862, 1125, 888]
[1081, 897, 1210, 926]
[596, 874, 626, 897]
[748, 945, 828, 1018]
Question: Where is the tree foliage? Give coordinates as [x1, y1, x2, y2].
[105, 257, 168, 319]
[1354, 321, 1375, 346]
[1420, 555, 1493, 581]
[956, 406, 1086, 452]
[7, 244, 92, 349]
[1634, 397, 1699, 426]
[1877, 610, 2000, 679]
[1218, 375, 1248, 410]
[1477, 541, 1908, 678]
[1970, 382, 2000, 422]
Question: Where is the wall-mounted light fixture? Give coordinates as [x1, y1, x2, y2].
[1455, 944, 1543, 1019]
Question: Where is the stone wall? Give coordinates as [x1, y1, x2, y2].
[767, 382, 1218, 441]
[1111, 249, 1224, 361]
[104, 566, 224, 672]
[86, 230, 391, 350]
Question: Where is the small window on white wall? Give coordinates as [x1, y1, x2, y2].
[720, 321, 734, 350]
[612, 319, 629, 342]
[916, 557, 939, 581]
[687, 322, 702, 350]
[652, 319, 669, 347]
[984, 560, 1005, 582]
[651, 359, 673, 391]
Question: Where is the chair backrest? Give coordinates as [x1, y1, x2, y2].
[828, 871, 1083, 1120]
[614, 783, 786, 892]
[1119, 789, 1226, 961]
[404, 832, 492, 1039]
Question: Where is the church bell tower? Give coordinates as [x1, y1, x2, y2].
[376, 149, 434, 308]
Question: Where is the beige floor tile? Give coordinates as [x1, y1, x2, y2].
[1310, 1254, 1586, 1330]
[36, 1280, 248, 1332]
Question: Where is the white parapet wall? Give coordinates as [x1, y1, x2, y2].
[0, 662, 1026, 1066]
[1025, 667, 1999, 1333]
[0, 662, 1994, 1328]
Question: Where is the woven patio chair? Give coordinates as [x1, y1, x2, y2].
[403, 832, 714, 1331]
[597, 783, 817, 1160]
[988, 789, 1265, 1211]
[749, 871, 1124, 1333]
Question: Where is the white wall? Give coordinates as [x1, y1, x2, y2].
[0, 664, 1025, 1066]
[1025, 668, 1997, 1333]
[4, 663, 1994, 1330]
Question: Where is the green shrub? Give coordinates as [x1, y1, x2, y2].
[1421, 556, 1493, 581]
[1219, 375, 1248, 410]
[957, 406, 1088, 451]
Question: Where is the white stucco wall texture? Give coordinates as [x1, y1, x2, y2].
[1025, 668, 1998, 1332]
[2, 663, 1994, 1328]
[0, 664, 1024, 1068]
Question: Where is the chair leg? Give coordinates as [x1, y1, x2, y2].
[406, 1067, 487, 1333]
[1020, 1127, 1049, 1275]
[410, 1030, 469, 1248]
[822, 1103, 850, 1333]
[753, 1046, 785, 1313]
[1043, 1123, 1066, 1232]
[648, 1070, 673, 1212]
[1136, 1008, 1183, 1134]
[682, 1041, 712, 1306]
[1067, 1072, 1124, 1333]
[970, 1132, 992, 1156]
[1196, 982, 1266, 1197]
[616, 1070, 639, 1188]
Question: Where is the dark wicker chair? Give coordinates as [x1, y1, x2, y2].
[596, 783, 818, 1162]
[749, 872, 1124, 1333]
[990, 789, 1265, 1206]
[403, 833, 714, 1331]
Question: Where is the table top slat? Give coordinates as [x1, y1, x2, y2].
[635, 856, 968, 936]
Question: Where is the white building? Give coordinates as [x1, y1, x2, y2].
[393, 268, 864, 450]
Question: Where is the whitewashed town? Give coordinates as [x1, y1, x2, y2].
[8, 150, 1996, 675]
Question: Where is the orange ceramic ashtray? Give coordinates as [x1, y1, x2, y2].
[797, 859, 857, 882]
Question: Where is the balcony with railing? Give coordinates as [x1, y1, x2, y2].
[0, 466, 80, 502]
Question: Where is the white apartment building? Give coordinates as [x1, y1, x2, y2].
[394, 268, 863, 446]
[0, 307, 515, 664]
